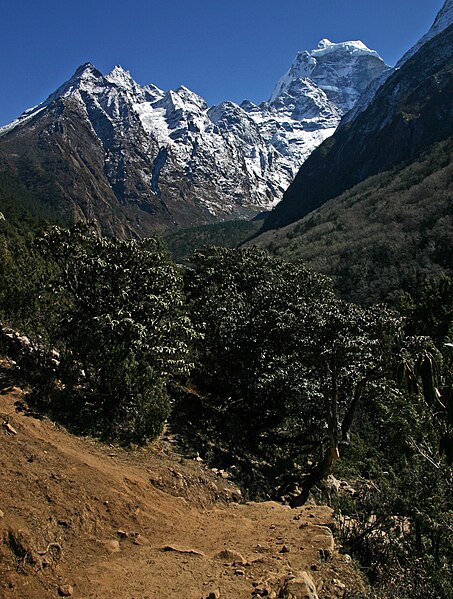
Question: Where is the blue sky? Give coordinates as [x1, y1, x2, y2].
[0, 0, 444, 126]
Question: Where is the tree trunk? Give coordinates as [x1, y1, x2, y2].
[341, 380, 365, 442]
[290, 445, 338, 507]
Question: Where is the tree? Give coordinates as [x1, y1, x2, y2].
[398, 275, 453, 346]
[397, 278, 453, 465]
[333, 336, 453, 598]
[290, 300, 403, 504]
[185, 246, 403, 501]
[38, 224, 195, 443]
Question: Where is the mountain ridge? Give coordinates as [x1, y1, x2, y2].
[0, 40, 387, 235]
[343, 0, 453, 124]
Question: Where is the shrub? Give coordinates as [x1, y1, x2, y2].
[36, 224, 195, 443]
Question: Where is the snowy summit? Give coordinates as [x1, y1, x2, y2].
[0, 38, 388, 223]
[270, 39, 387, 113]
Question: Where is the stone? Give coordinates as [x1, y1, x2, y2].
[325, 475, 341, 493]
[58, 584, 73, 597]
[279, 545, 291, 553]
[341, 553, 352, 563]
[162, 545, 205, 556]
[339, 480, 357, 495]
[2, 421, 17, 435]
[116, 529, 128, 538]
[254, 583, 271, 596]
[96, 539, 121, 553]
[280, 571, 318, 599]
[214, 549, 247, 565]
[0, 509, 4, 518]
[234, 568, 245, 576]
[207, 591, 221, 599]
[132, 534, 150, 546]
[312, 526, 335, 559]
[5, 528, 38, 565]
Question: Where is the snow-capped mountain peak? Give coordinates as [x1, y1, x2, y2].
[312, 38, 381, 59]
[0, 38, 388, 229]
[317, 38, 332, 49]
[73, 62, 101, 78]
[270, 39, 388, 113]
[43, 62, 107, 106]
[105, 65, 137, 89]
[53, 63, 103, 95]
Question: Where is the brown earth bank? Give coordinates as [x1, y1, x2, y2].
[0, 359, 367, 599]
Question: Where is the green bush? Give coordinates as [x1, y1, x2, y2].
[184, 246, 403, 500]
[36, 224, 196, 444]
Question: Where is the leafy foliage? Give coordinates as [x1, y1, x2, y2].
[335, 382, 452, 598]
[36, 224, 196, 443]
[184, 246, 404, 500]
[334, 324, 453, 598]
[398, 275, 453, 346]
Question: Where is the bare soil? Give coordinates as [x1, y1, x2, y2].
[0, 359, 367, 598]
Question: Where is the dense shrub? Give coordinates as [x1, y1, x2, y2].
[35, 224, 196, 443]
[184, 246, 404, 501]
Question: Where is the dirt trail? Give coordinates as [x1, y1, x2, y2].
[0, 361, 366, 598]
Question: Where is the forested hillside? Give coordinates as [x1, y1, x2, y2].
[1, 218, 452, 597]
[164, 219, 262, 262]
[253, 136, 453, 305]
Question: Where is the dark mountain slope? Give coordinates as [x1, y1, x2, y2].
[0, 170, 64, 229]
[253, 135, 453, 304]
[0, 92, 186, 237]
[262, 23, 453, 232]
[164, 219, 262, 263]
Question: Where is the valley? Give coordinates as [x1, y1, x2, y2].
[1, 2, 452, 599]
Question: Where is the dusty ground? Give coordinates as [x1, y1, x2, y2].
[0, 359, 367, 599]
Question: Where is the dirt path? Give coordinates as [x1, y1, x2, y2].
[0, 362, 366, 598]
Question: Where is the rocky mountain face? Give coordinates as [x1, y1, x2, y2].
[344, 0, 453, 125]
[0, 40, 387, 235]
[242, 39, 388, 190]
[262, 1, 453, 232]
